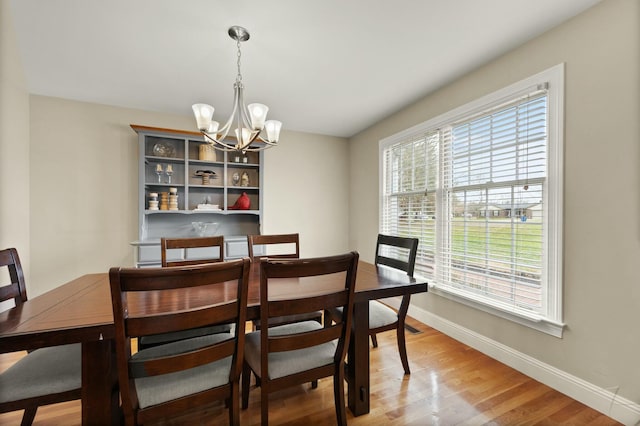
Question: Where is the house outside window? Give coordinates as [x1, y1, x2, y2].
[380, 64, 564, 337]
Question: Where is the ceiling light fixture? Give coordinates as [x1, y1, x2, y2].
[192, 26, 282, 152]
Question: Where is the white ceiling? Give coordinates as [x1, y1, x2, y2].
[9, 0, 601, 138]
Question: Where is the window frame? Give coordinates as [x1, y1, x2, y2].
[379, 64, 565, 337]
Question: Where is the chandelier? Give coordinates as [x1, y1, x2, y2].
[192, 26, 282, 152]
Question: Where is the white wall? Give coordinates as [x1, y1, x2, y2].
[349, 0, 639, 406]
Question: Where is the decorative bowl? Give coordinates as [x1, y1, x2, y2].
[152, 142, 176, 158]
[191, 222, 220, 237]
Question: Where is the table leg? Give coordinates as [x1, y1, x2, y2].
[347, 300, 370, 416]
[82, 339, 120, 425]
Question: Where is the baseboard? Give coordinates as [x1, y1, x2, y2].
[400, 302, 640, 425]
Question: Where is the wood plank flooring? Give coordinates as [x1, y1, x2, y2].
[0, 317, 622, 425]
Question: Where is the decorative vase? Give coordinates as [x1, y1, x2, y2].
[199, 144, 216, 161]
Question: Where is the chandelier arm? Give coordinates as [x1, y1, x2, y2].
[237, 141, 277, 152]
[202, 132, 240, 151]
[237, 88, 254, 130]
[213, 84, 242, 140]
[254, 135, 278, 146]
[236, 86, 261, 150]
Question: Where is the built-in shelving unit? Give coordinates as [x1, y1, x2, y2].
[130, 125, 263, 267]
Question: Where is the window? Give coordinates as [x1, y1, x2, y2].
[380, 64, 564, 337]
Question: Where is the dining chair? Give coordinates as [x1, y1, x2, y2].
[325, 234, 419, 375]
[241, 252, 359, 426]
[368, 234, 419, 374]
[0, 248, 81, 426]
[109, 258, 250, 426]
[138, 236, 231, 350]
[247, 233, 323, 330]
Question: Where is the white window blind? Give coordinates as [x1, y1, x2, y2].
[379, 65, 564, 336]
[381, 131, 438, 275]
[439, 92, 547, 314]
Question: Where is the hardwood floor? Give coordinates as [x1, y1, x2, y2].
[0, 317, 621, 425]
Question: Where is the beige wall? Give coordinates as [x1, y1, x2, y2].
[27, 96, 349, 297]
[0, 0, 30, 283]
[262, 130, 350, 257]
[349, 0, 639, 403]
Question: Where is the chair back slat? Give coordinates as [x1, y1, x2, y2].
[126, 302, 239, 337]
[130, 338, 237, 378]
[247, 233, 299, 261]
[269, 291, 349, 318]
[118, 263, 242, 291]
[268, 325, 343, 353]
[375, 234, 419, 277]
[161, 236, 224, 267]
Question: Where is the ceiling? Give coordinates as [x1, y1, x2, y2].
[9, 0, 601, 138]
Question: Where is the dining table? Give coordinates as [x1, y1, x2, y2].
[0, 259, 427, 424]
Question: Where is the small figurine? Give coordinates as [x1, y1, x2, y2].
[241, 171, 249, 187]
[229, 192, 251, 210]
[194, 169, 216, 185]
[232, 172, 240, 186]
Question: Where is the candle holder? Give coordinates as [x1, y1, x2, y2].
[155, 164, 163, 183]
[165, 164, 173, 184]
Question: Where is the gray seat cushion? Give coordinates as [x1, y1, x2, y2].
[0, 343, 81, 403]
[368, 300, 398, 329]
[245, 321, 337, 380]
[131, 333, 234, 409]
[333, 300, 398, 329]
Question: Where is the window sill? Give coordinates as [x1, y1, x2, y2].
[428, 284, 565, 338]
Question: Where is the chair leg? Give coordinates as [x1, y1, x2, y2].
[371, 333, 378, 348]
[260, 382, 269, 426]
[333, 365, 347, 426]
[21, 407, 37, 426]
[241, 362, 251, 409]
[397, 325, 410, 375]
[229, 381, 240, 426]
[311, 379, 318, 389]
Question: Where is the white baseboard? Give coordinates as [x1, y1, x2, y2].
[395, 300, 640, 425]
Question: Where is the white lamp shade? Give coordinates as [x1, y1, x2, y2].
[192, 104, 215, 131]
[235, 127, 252, 147]
[205, 121, 220, 140]
[248, 103, 269, 129]
[264, 120, 282, 143]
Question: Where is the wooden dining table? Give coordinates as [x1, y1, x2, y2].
[0, 260, 427, 424]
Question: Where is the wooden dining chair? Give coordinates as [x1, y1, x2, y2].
[247, 233, 323, 330]
[369, 234, 419, 374]
[109, 258, 250, 426]
[325, 234, 419, 375]
[0, 248, 82, 426]
[241, 252, 359, 426]
[138, 236, 230, 350]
